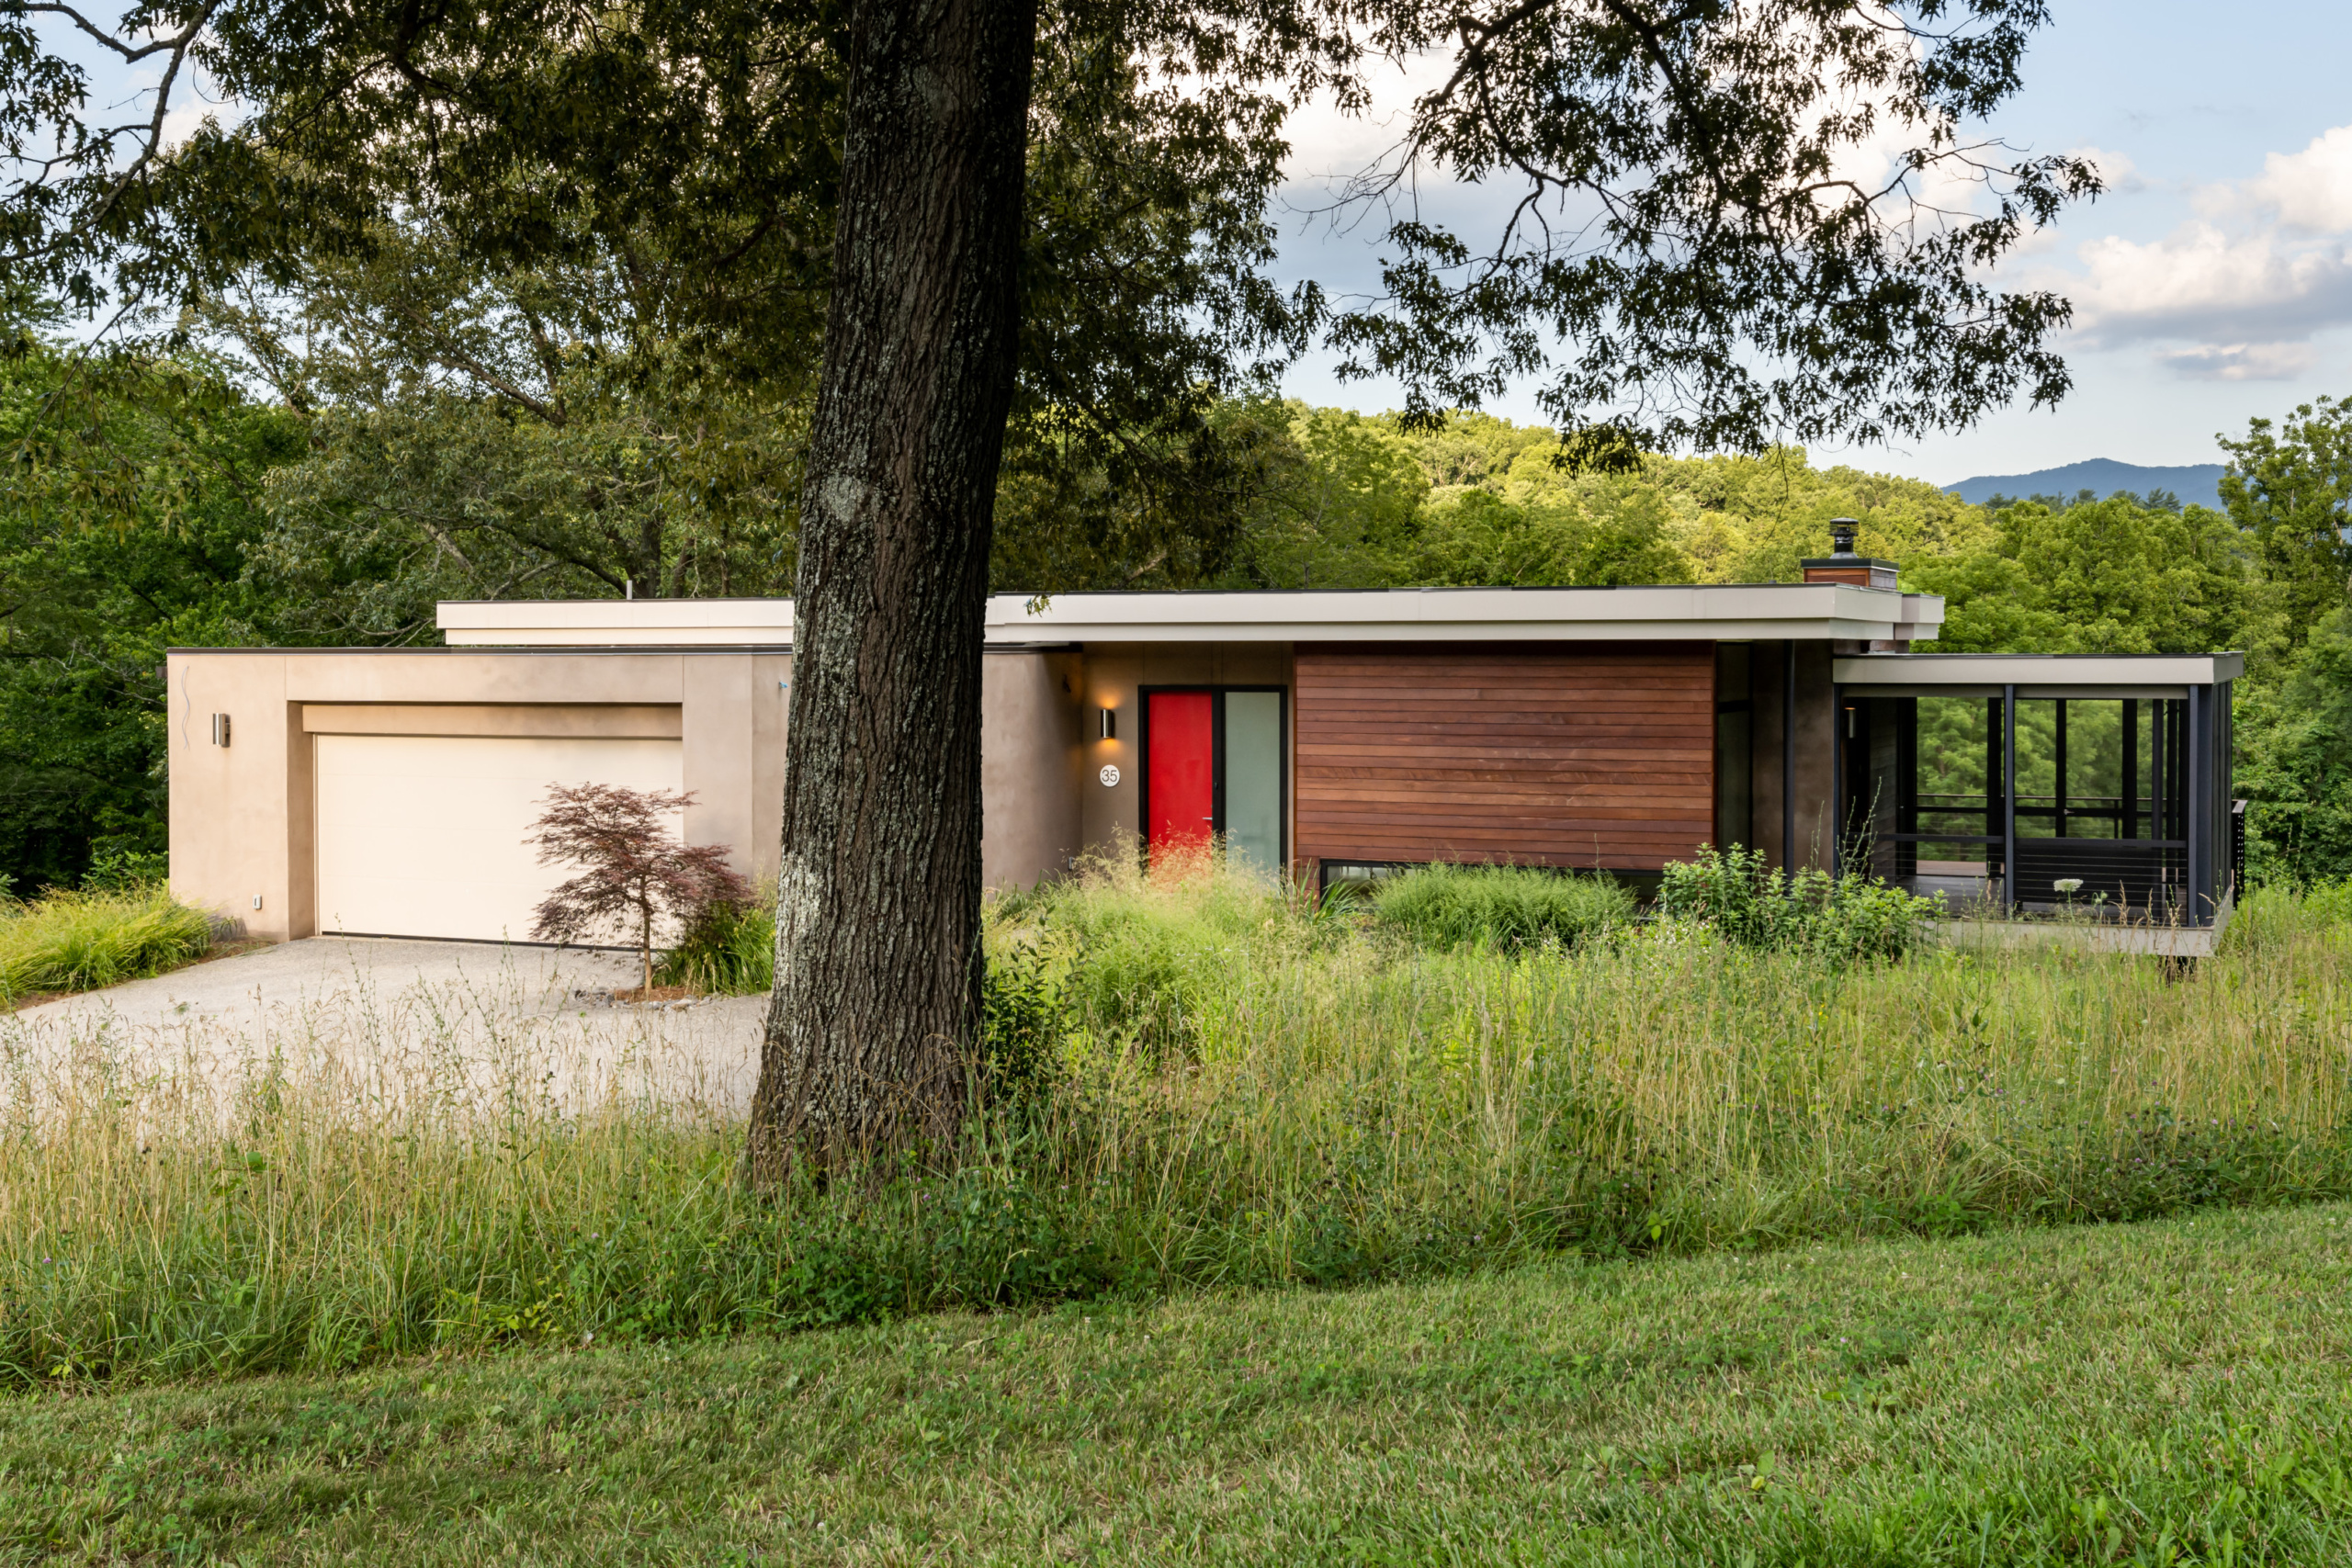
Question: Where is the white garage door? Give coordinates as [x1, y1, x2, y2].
[315, 734, 685, 942]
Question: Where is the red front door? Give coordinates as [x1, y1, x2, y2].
[1148, 690, 1215, 855]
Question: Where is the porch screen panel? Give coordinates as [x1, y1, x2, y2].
[1294, 642, 1714, 871]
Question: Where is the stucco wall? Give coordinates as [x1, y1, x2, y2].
[166, 652, 300, 939]
[168, 649, 788, 941]
[167, 645, 1090, 939]
[980, 650, 1084, 891]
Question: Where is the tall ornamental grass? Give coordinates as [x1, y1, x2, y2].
[0, 883, 214, 1001]
[4, 852, 2350, 1385]
[1364, 861, 1634, 950]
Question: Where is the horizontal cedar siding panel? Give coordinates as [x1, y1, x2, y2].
[1297, 793, 1710, 815]
[1295, 641, 1714, 870]
[1298, 748, 1710, 770]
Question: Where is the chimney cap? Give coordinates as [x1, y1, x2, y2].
[1828, 518, 1860, 558]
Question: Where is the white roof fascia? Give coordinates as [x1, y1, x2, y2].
[440, 598, 794, 646]
[1836, 652, 2245, 687]
[984, 584, 1936, 643]
[438, 584, 1940, 648]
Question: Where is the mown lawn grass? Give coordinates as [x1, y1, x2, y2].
[4, 1200, 2348, 1565]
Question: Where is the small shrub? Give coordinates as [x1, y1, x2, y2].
[978, 945, 1060, 1106]
[657, 897, 775, 995]
[81, 844, 170, 893]
[1657, 843, 1934, 961]
[1369, 863, 1634, 952]
[526, 783, 750, 991]
[0, 885, 215, 999]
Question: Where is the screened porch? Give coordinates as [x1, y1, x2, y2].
[1831, 655, 2244, 926]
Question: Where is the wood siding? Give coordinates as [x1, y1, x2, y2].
[1295, 642, 1715, 870]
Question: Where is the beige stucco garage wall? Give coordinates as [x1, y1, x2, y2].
[168, 649, 788, 942]
[168, 645, 1091, 941]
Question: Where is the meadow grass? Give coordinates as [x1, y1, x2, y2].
[0, 883, 213, 1002]
[3, 1201, 2348, 1564]
[1, 856, 2349, 1385]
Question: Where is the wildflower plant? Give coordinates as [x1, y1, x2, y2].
[1657, 843, 1938, 962]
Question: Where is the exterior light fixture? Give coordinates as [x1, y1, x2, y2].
[1098, 706, 1117, 740]
[210, 713, 232, 748]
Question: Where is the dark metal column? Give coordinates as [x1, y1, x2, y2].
[2121, 698, 2138, 842]
[2001, 684, 2018, 914]
[2187, 683, 2207, 921]
[2053, 699, 2068, 838]
[1829, 683, 1842, 879]
[1782, 640, 1796, 877]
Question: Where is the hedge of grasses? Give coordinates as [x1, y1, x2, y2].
[1363, 860, 1635, 950]
[3, 851, 2349, 1385]
[0, 883, 215, 1003]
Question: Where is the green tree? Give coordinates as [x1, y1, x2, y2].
[1392, 484, 1694, 587]
[203, 220, 807, 638]
[1908, 496, 2246, 655]
[1214, 404, 1430, 591]
[2218, 396, 2352, 647]
[2234, 607, 2352, 885]
[0, 332, 311, 887]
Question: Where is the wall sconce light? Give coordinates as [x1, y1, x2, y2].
[1098, 706, 1117, 740]
[210, 713, 232, 748]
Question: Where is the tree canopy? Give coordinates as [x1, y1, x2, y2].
[6, 0, 2092, 459]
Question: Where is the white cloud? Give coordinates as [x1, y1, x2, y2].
[2071, 222, 2352, 355]
[2244, 124, 2352, 233]
[2048, 124, 2352, 378]
[2157, 342, 2318, 381]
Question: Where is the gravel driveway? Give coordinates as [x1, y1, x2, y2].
[2, 937, 770, 1122]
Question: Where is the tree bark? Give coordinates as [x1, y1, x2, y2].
[746, 0, 1038, 1176]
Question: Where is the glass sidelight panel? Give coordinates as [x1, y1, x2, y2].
[1223, 692, 1284, 876]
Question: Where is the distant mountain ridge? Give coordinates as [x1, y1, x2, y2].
[1941, 458, 2226, 512]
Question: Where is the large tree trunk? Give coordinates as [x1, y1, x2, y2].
[746, 0, 1039, 1177]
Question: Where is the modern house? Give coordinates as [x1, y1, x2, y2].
[166, 533, 2243, 949]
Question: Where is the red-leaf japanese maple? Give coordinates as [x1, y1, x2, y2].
[526, 784, 751, 993]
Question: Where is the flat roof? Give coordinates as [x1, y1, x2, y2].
[436, 585, 1945, 648]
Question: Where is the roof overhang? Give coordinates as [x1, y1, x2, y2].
[439, 585, 1943, 649]
[1835, 651, 2244, 698]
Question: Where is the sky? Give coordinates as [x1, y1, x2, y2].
[1266, 0, 2352, 487]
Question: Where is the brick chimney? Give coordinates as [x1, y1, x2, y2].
[1801, 518, 1898, 590]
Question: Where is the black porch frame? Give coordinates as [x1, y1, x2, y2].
[1830, 682, 2236, 924]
